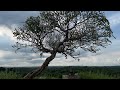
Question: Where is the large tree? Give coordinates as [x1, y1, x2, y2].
[13, 11, 114, 79]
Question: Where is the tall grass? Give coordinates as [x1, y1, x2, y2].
[0, 71, 22, 79]
[0, 67, 119, 79]
[36, 71, 117, 79]
[79, 71, 116, 79]
[0, 71, 117, 79]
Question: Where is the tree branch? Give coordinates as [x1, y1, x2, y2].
[66, 15, 93, 31]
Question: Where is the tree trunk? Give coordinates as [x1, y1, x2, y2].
[23, 52, 57, 79]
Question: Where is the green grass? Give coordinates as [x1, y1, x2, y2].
[0, 71, 117, 79]
[0, 71, 22, 79]
[79, 71, 116, 79]
[36, 71, 117, 79]
[35, 72, 116, 79]
[0, 66, 119, 79]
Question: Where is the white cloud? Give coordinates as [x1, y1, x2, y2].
[0, 25, 17, 42]
[107, 12, 120, 28]
[0, 37, 120, 67]
[0, 50, 44, 67]
[0, 11, 120, 67]
[48, 38, 120, 66]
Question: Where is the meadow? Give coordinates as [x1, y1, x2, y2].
[0, 66, 120, 79]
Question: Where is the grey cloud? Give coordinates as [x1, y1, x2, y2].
[55, 53, 63, 58]
[0, 35, 41, 55]
[29, 60, 44, 64]
[0, 11, 120, 66]
[0, 50, 40, 62]
[0, 11, 39, 27]
[71, 48, 90, 58]
[0, 36, 12, 51]
[0, 35, 34, 54]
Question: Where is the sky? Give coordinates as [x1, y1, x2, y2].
[0, 11, 120, 67]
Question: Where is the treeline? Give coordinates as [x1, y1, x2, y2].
[0, 67, 15, 72]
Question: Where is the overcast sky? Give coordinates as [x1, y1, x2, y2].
[0, 11, 120, 67]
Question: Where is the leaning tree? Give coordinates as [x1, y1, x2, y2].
[12, 11, 114, 79]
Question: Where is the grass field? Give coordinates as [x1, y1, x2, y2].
[0, 66, 120, 79]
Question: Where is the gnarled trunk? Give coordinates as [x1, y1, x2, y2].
[24, 52, 57, 79]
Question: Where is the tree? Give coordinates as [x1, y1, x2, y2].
[12, 11, 114, 79]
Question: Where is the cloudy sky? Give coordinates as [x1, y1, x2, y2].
[0, 11, 120, 67]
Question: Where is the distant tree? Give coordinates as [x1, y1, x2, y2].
[13, 11, 114, 79]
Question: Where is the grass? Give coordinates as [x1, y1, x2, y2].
[36, 71, 117, 79]
[0, 71, 22, 79]
[0, 69, 118, 79]
[0, 71, 117, 79]
[79, 71, 116, 79]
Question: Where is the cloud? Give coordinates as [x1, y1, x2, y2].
[81, 51, 120, 66]
[0, 28, 119, 67]
[49, 38, 120, 66]
[107, 12, 120, 28]
[0, 25, 38, 54]
[0, 11, 120, 67]
[0, 25, 20, 44]
[29, 60, 44, 64]
[0, 11, 39, 26]
[0, 50, 44, 67]
[49, 50, 120, 66]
